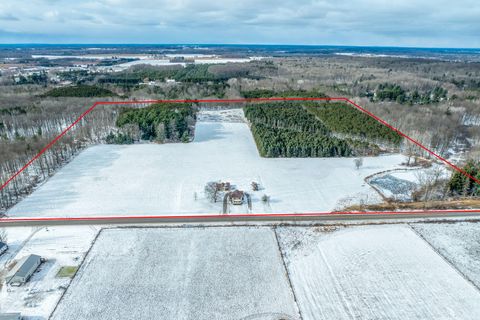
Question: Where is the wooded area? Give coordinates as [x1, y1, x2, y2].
[305, 102, 402, 145]
[115, 103, 196, 142]
[243, 102, 383, 157]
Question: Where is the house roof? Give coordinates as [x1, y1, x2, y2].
[6, 254, 42, 280]
[230, 190, 244, 199]
[0, 313, 21, 320]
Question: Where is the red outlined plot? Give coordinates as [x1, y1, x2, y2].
[0, 97, 479, 220]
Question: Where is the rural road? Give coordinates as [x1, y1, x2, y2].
[1, 211, 480, 227]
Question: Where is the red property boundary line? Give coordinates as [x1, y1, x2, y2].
[1, 97, 479, 219]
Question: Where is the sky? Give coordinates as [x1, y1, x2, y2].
[0, 0, 479, 48]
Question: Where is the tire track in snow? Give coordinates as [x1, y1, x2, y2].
[273, 226, 303, 320]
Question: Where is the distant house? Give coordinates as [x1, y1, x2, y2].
[229, 190, 245, 205]
[5, 254, 42, 287]
[0, 313, 22, 320]
[0, 242, 7, 256]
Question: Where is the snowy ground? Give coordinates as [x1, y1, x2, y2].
[368, 169, 420, 201]
[276, 225, 480, 320]
[0, 226, 98, 318]
[51, 227, 300, 320]
[368, 165, 450, 201]
[3, 223, 480, 319]
[7, 108, 415, 217]
[412, 222, 480, 288]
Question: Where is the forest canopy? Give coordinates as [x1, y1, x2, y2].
[115, 103, 196, 143]
[243, 102, 388, 158]
[42, 85, 116, 97]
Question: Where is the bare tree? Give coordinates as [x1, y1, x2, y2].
[261, 194, 270, 204]
[354, 158, 363, 170]
[414, 166, 444, 203]
[204, 182, 221, 203]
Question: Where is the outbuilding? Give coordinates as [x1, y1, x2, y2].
[5, 254, 42, 286]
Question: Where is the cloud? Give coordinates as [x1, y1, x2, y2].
[0, 0, 478, 47]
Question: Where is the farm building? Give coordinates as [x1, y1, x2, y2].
[0, 313, 22, 320]
[5, 254, 42, 286]
[229, 190, 245, 205]
[0, 242, 7, 256]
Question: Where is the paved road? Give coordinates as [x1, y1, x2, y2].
[1, 211, 479, 227]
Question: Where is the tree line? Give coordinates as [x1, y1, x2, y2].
[366, 83, 448, 105]
[115, 103, 196, 142]
[241, 89, 328, 99]
[448, 160, 480, 196]
[305, 102, 403, 145]
[42, 85, 116, 98]
[244, 103, 379, 158]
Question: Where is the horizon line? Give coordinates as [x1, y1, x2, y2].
[0, 43, 479, 50]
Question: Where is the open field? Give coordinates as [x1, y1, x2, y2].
[6, 109, 420, 218]
[277, 225, 480, 320]
[51, 227, 300, 320]
[412, 221, 480, 288]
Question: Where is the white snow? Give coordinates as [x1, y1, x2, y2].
[412, 222, 480, 288]
[51, 227, 300, 320]
[276, 225, 480, 320]
[7, 108, 411, 217]
[0, 226, 99, 318]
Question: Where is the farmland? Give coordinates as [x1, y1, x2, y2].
[6, 108, 419, 217]
[277, 225, 480, 319]
[15, 222, 477, 320]
[51, 227, 300, 320]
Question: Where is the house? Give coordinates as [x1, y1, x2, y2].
[229, 190, 245, 205]
[0, 313, 22, 320]
[216, 181, 231, 192]
[0, 242, 7, 256]
[5, 254, 42, 286]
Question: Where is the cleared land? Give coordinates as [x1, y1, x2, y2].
[276, 225, 480, 320]
[51, 227, 300, 320]
[7, 109, 415, 217]
[412, 222, 480, 288]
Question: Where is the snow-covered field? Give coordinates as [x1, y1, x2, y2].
[412, 222, 480, 288]
[0, 226, 98, 318]
[7, 108, 412, 217]
[51, 227, 300, 320]
[277, 225, 480, 320]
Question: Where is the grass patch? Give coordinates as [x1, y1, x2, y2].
[56, 266, 79, 278]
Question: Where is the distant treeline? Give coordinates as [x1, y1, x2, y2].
[98, 64, 259, 87]
[364, 83, 448, 104]
[115, 103, 196, 142]
[244, 101, 401, 158]
[42, 85, 116, 97]
[241, 89, 328, 99]
[305, 102, 402, 145]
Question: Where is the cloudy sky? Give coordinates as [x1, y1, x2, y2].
[0, 0, 479, 47]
